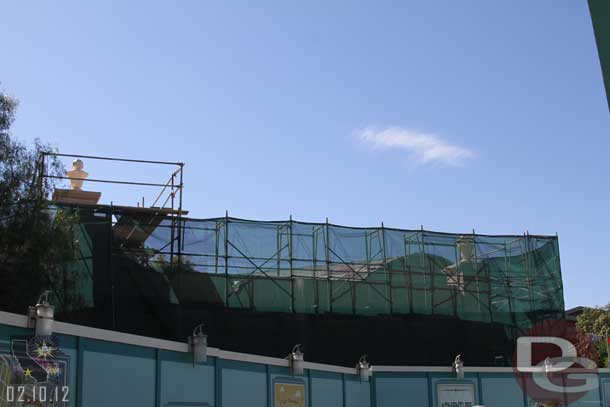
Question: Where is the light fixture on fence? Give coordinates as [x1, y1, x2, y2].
[188, 324, 208, 365]
[453, 354, 464, 380]
[356, 355, 372, 382]
[29, 291, 54, 337]
[288, 344, 304, 376]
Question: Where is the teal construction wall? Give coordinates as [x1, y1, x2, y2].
[0, 323, 607, 407]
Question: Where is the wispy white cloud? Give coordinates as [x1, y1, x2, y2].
[355, 126, 475, 167]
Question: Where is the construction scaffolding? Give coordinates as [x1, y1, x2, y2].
[60, 206, 565, 334]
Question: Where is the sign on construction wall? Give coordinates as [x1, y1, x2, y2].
[437, 382, 476, 407]
[274, 380, 306, 407]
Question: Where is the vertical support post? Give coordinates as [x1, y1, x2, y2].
[380, 222, 392, 314]
[325, 218, 332, 313]
[37, 152, 46, 201]
[215, 357, 223, 407]
[31, 153, 45, 235]
[362, 230, 369, 316]
[170, 171, 175, 213]
[224, 211, 229, 308]
[597, 374, 605, 405]
[403, 234, 414, 314]
[422, 226, 434, 315]
[504, 240, 517, 332]
[276, 225, 281, 277]
[307, 369, 313, 407]
[474, 230, 492, 323]
[476, 373, 483, 405]
[312, 225, 319, 314]
[520, 373, 529, 407]
[452, 237, 459, 318]
[341, 373, 346, 407]
[109, 203, 116, 330]
[76, 337, 84, 407]
[554, 232, 565, 317]
[214, 221, 220, 274]
[169, 174, 175, 268]
[266, 364, 271, 407]
[177, 164, 184, 263]
[524, 233, 534, 315]
[426, 372, 433, 407]
[175, 165, 184, 273]
[289, 215, 294, 313]
[178, 163, 184, 215]
[155, 349, 161, 407]
[370, 371, 377, 407]
[470, 230, 482, 316]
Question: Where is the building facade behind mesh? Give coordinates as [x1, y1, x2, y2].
[47, 206, 565, 366]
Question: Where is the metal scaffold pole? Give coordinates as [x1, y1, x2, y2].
[524, 233, 534, 314]
[403, 233, 414, 314]
[422, 226, 434, 315]
[472, 229, 489, 321]
[554, 232, 565, 315]
[224, 211, 229, 308]
[169, 174, 175, 267]
[109, 202, 116, 330]
[289, 215, 294, 313]
[325, 218, 332, 313]
[37, 153, 46, 202]
[476, 231, 493, 323]
[452, 236, 459, 318]
[312, 224, 320, 313]
[178, 163, 184, 263]
[362, 229, 369, 316]
[214, 221, 220, 274]
[276, 225, 281, 277]
[380, 223, 392, 314]
[504, 241, 517, 331]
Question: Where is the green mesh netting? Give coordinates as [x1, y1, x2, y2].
[62, 207, 565, 333]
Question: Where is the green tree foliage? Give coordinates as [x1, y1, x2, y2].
[576, 303, 610, 367]
[0, 85, 81, 314]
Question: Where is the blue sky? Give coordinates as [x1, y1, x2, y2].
[1, 1, 608, 309]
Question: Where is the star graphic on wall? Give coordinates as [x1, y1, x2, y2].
[34, 341, 55, 360]
[23, 368, 33, 378]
